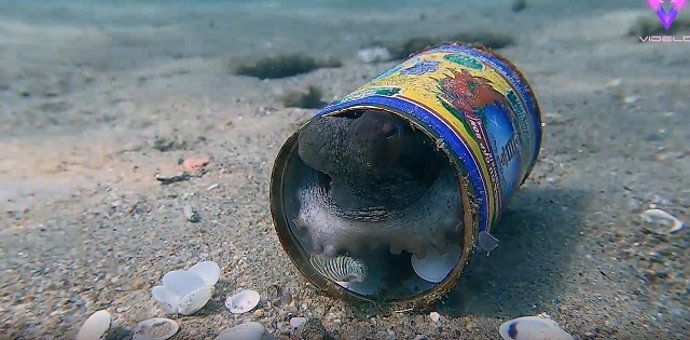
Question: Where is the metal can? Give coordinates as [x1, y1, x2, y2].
[270, 42, 543, 309]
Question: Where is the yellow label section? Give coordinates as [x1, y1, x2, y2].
[338, 50, 519, 226]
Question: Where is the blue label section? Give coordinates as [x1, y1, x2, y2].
[481, 103, 522, 198]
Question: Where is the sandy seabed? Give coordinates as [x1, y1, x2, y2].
[0, 0, 688, 339]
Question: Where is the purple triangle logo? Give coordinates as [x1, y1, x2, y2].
[657, 7, 678, 30]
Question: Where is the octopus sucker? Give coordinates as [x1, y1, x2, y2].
[389, 242, 403, 255]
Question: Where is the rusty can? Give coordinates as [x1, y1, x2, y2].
[270, 42, 543, 309]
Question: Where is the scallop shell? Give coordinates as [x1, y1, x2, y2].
[152, 282, 213, 315]
[309, 254, 368, 283]
[215, 322, 265, 340]
[151, 286, 181, 314]
[132, 318, 180, 340]
[410, 244, 461, 283]
[75, 310, 111, 340]
[188, 260, 221, 287]
[498, 316, 574, 340]
[178, 285, 214, 315]
[225, 289, 261, 314]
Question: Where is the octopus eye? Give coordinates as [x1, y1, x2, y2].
[381, 122, 398, 138]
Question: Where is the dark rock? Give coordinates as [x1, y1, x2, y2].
[235, 54, 342, 79]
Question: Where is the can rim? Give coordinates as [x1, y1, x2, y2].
[269, 106, 479, 310]
[270, 42, 543, 309]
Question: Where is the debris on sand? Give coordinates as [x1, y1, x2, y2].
[155, 173, 193, 185]
[291, 318, 327, 340]
[282, 86, 325, 109]
[235, 54, 342, 79]
[181, 156, 210, 173]
[156, 156, 210, 185]
[152, 135, 189, 152]
[267, 284, 293, 307]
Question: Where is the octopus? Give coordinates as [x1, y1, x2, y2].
[295, 109, 464, 260]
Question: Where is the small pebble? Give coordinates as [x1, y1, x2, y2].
[429, 312, 441, 323]
[290, 317, 307, 329]
[183, 204, 200, 223]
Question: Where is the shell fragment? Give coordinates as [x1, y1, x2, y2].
[75, 310, 111, 340]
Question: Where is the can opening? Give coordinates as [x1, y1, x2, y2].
[271, 106, 478, 304]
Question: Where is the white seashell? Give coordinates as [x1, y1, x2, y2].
[498, 316, 574, 340]
[132, 318, 180, 340]
[411, 244, 461, 283]
[478, 230, 499, 254]
[188, 261, 221, 287]
[215, 322, 265, 340]
[641, 208, 685, 234]
[178, 285, 214, 315]
[152, 261, 221, 315]
[309, 254, 368, 283]
[75, 310, 111, 340]
[151, 286, 181, 314]
[225, 289, 261, 314]
[162, 270, 206, 297]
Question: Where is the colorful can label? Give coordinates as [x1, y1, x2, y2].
[313, 43, 542, 233]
